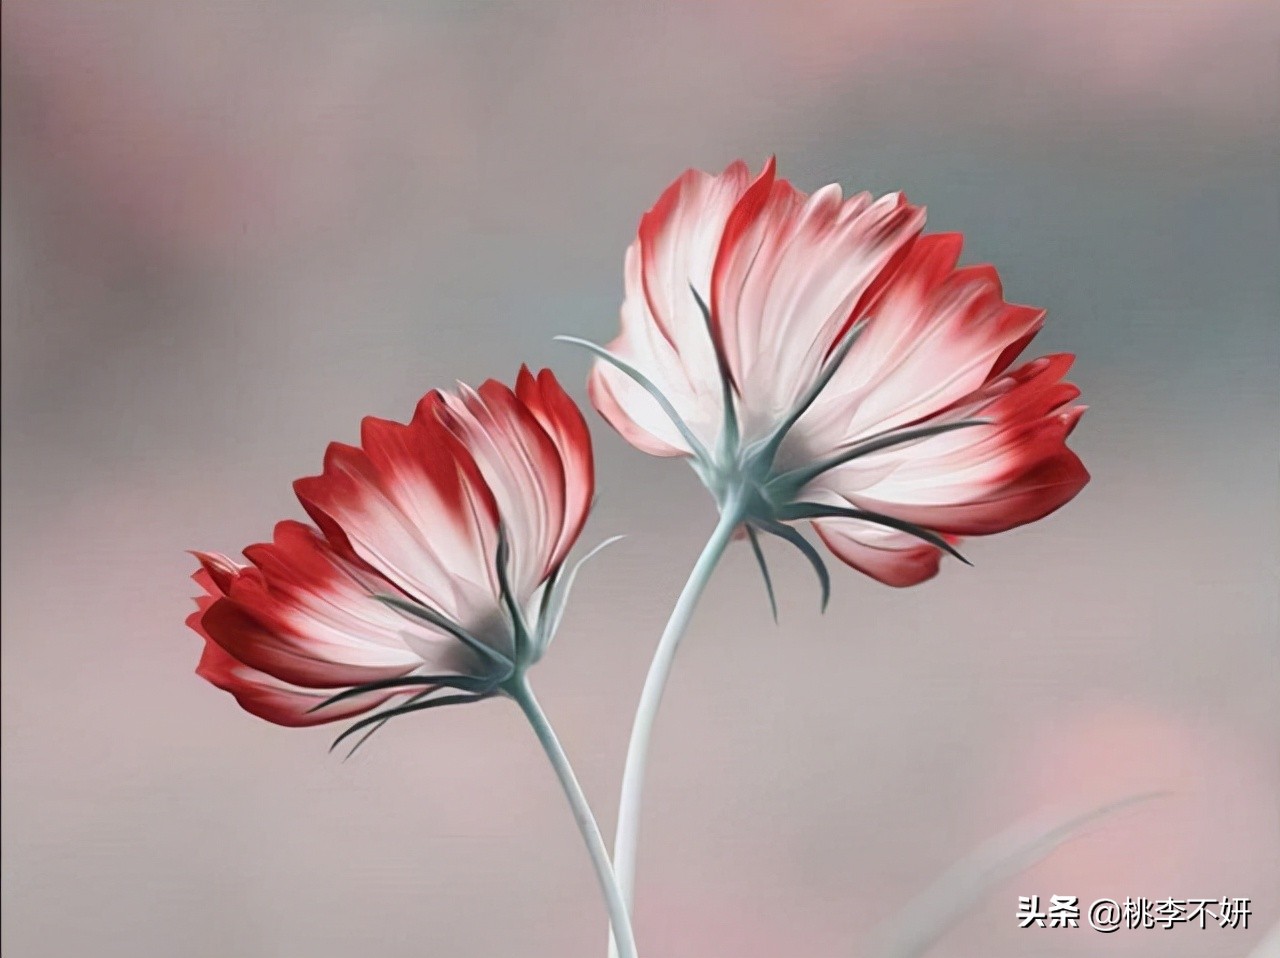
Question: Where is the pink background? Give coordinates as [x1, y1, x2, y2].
[3, 3, 1277, 956]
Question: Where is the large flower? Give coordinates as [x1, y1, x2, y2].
[186, 367, 597, 746]
[579, 158, 1088, 592]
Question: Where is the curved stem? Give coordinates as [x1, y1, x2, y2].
[608, 499, 745, 956]
[510, 677, 640, 958]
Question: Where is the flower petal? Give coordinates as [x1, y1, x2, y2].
[187, 569, 409, 726]
[712, 170, 925, 439]
[221, 521, 478, 685]
[591, 161, 754, 456]
[293, 408, 499, 626]
[435, 377, 568, 599]
[194, 637, 407, 727]
[811, 519, 949, 588]
[793, 233, 1047, 455]
[515, 366, 594, 574]
[806, 355, 1089, 538]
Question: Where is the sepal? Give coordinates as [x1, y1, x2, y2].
[781, 503, 970, 566]
[744, 319, 868, 471]
[769, 419, 993, 495]
[535, 535, 626, 653]
[745, 525, 778, 622]
[493, 523, 532, 662]
[689, 284, 740, 461]
[330, 691, 497, 756]
[756, 517, 832, 613]
[557, 335, 713, 466]
[306, 673, 497, 715]
[375, 594, 516, 671]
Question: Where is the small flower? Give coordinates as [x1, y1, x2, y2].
[576, 158, 1088, 596]
[186, 367, 602, 749]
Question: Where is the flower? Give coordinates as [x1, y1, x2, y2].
[186, 367, 597, 746]
[579, 158, 1088, 592]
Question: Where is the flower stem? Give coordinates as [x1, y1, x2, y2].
[607, 499, 744, 957]
[510, 677, 639, 958]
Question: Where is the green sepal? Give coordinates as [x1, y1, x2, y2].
[534, 563, 563, 653]
[770, 419, 993, 493]
[780, 503, 970, 565]
[330, 691, 496, 754]
[493, 523, 531, 662]
[689, 284, 740, 459]
[757, 518, 831, 613]
[745, 525, 778, 622]
[537, 535, 626, 651]
[338, 688, 434, 760]
[747, 320, 868, 470]
[375, 594, 515, 672]
[555, 335, 713, 466]
[306, 673, 495, 715]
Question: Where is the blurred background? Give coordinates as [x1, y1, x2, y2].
[2, 2, 1277, 956]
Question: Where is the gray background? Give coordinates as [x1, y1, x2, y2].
[3, 2, 1277, 956]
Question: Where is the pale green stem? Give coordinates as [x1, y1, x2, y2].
[607, 498, 745, 957]
[510, 677, 640, 958]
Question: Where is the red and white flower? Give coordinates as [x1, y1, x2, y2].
[580, 158, 1088, 590]
[186, 368, 596, 741]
